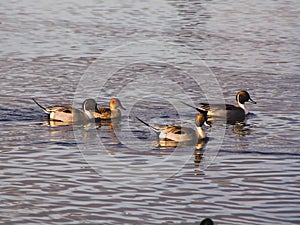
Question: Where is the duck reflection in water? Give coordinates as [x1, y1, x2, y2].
[96, 117, 121, 130]
[194, 138, 209, 175]
[232, 121, 252, 136]
[156, 137, 209, 173]
[46, 117, 122, 132]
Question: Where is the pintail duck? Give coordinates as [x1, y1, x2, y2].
[199, 90, 256, 123]
[94, 98, 125, 120]
[33, 98, 100, 123]
[136, 109, 208, 144]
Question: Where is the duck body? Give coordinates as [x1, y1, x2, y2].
[136, 110, 208, 145]
[48, 106, 88, 122]
[33, 98, 100, 123]
[158, 125, 197, 142]
[200, 103, 246, 123]
[199, 90, 256, 123]
[95, 107, 121, 119]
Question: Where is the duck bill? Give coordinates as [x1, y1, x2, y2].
[249, 98, 256, 104]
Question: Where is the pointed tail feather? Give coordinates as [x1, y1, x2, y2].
[135, 116, 160, 133]
[181, 101, 208, 115]
[32, 98, 49, 114]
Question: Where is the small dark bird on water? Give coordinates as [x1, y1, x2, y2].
[200, 218, 214, 225]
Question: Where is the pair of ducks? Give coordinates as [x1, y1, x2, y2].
[33, 98, 125, 123]
[137, 90, 256, 144]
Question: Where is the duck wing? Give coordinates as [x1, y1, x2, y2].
[225, 104, 239, 111]
[199, 103, 211, 111]
[200, 103, 240, 111]
[32, 98, 73, 114]
[95, 107, 111, 119]
[200, 103, 228, 111]
[47, 106, 73, 113]
[162, 125, 196, 142]
[165, 125, 184, 134]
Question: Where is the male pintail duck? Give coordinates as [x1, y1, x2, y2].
[136, 109, 208, 143]
[94, 98, 125, 120]
[200, 218, 214, 225]
[33, 98, 101, 123]
[199, 90, 256, 123]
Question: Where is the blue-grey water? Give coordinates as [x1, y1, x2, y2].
[1, 1, 299, 224]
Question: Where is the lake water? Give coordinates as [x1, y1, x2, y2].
[1, 0, 299, 224]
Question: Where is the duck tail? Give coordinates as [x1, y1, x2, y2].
[181, 101, 208, 115]
[32, 98, 49, 114]
[135, 116, 160, 133]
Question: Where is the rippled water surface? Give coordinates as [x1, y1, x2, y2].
[1, 1, 299, 224]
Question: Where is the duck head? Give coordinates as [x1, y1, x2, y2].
[236, 90, 256, 105]
[110, 98, 126, 110]
[82, 99, 100, 118]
